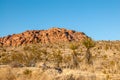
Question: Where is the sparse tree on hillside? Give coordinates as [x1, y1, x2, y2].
[41, 49, 49, 65]
[69, 42, 79, 68]
[23, 45, 42, 66]
[82, 37, 95, 64]
[52, 49, 63, 68]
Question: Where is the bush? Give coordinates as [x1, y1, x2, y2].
[23, 69, 32, 75]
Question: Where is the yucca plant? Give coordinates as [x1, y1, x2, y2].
[41, 49, 49, 66]
[82, 37, 95, 64]
[52, 49, 63, 68]
[23, 45, 42, 66]
[69, 42, 79, 68]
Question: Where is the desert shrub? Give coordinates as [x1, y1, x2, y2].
[66, 74, 75, 80]
[62, 55, 72, 68]
[82, 37, 95, 64]
[41, 49, 50, 65]
[103, 55, 107, 60]
[22, 45, 44, 66]
[0, 52, 12, 65]
[106, 75, 110, 80]
[0, 45, 49, 67]
[69, 42, 79, 69]
[69, 43, 79, 51]
[52, 49, 63, 68]
[110, 61, 115, 66]
[82, 37, 95, 49]
[23, 69, 32, 75]
[102, 69, 107, 74]
[105, 44, 109, 51]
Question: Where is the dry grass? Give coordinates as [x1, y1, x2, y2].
[1, 66, 120, 80]
[0, 40, 120, 80]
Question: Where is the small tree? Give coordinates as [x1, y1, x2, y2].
[41, 49, 49, 65]
[82, 37, 95, 64]
[52, 49, 63, 68]
[23, 45, 42, 66]
[69, 42, 79, 68]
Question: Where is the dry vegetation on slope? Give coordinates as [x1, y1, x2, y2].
[0, 28, 120, 80]
[0, 40, 120, 80]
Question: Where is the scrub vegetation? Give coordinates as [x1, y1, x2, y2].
[0, 38, 120, 80]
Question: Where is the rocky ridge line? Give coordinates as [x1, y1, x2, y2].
[0, 28, 87, 46]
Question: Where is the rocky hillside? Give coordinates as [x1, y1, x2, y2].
[0, 28, 87, 46]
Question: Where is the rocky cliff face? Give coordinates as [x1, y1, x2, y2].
[0, 28, 87, 46]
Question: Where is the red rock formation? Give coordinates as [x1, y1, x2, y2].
[0, 28, 87, 46]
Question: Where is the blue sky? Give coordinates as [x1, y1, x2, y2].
[0, 0, 120, 40]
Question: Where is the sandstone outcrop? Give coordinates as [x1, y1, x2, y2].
[0, 28, 87, 46]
